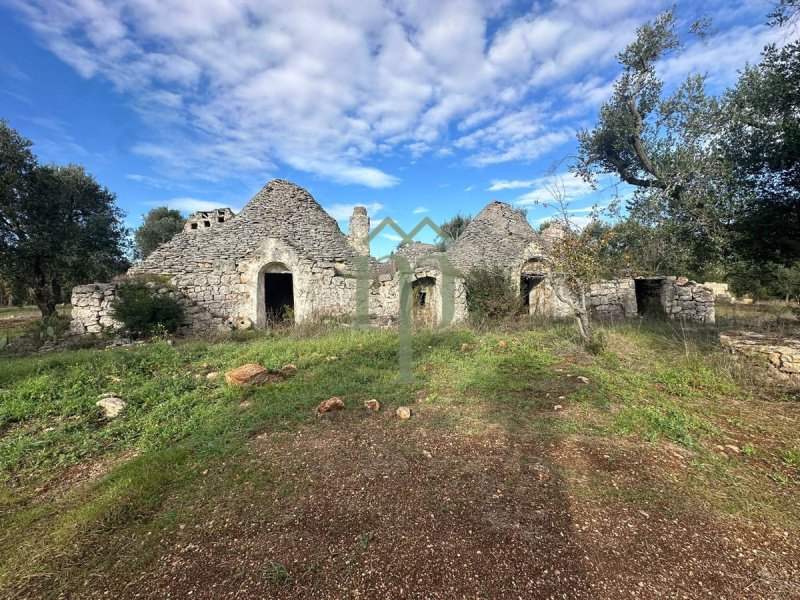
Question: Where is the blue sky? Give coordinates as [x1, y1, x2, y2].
[0, 0, 792, 258]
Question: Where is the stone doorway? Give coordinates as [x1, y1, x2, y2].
[634, 278, 665, 317]
[521, 274, 545, 309]
[259, 263, 295, 325]
[412, 277, 437, 325]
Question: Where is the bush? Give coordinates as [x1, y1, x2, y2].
[111, 282, 183, 334]
[463, 267, 523, 323]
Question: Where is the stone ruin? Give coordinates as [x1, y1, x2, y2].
[720, 331, 800, 380]
[70, 179, 717, 334]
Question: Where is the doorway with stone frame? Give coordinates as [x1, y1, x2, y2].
[258, 263, 295, 326]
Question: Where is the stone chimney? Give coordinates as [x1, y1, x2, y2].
[348, 206, 370, 256]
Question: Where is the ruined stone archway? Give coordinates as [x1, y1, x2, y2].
[258, 262, 295, 326]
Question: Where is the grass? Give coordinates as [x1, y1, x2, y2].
[0, 316, 798, 597]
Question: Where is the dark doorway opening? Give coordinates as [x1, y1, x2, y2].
[264, 272, 294, 323]
[635, 278, 665, 317]
[521, 274, 545, 307]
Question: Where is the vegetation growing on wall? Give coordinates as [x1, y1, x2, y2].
[111, 282, 183, 335]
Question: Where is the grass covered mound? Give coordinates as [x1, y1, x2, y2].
[0, 321, 798, 598]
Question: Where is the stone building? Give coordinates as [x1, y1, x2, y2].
[70, 179, 716, 334]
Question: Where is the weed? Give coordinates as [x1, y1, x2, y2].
[783, 447, 800, 469]
[260, 562, 293, 587]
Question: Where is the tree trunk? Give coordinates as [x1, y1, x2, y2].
[574, 308, 593, 344]
[32, 286, 56, 317]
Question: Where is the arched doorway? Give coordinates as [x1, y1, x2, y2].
[258, 263, 295, 326]
[411, 276, 437, 325]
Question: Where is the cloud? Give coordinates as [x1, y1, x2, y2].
[412, 206, 429, 214]
[464, 185, 474, 192]
[0, 61, 30, 81]
[324, 201, 385, 222]
[162, 197, 235, 214]
[126, 173, 167, 188]
[381, 232, 403, 242]
[7, 0, 783, 184]
[516, 173, 596, 206]
[487, 179, 535, 191]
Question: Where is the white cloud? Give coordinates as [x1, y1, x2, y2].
[162, 197, 235, 214]
[412, 206, 429, 214]
[7, 0, 782, 184]
[464, 185, 474, 192]
[381, 232, 403, 242]
[324, 201, 385, 222]
[487, 179, 535, 191]
[516, 173, 596, 206]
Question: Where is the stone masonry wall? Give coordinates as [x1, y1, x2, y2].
[702, 281, 734, 302]
[70, 284, 121, 334]
[586, 279, 638, 319]
[662, 277, 715, 323]
[720, 331, 799, 380]
[368, 259, 467, 327]
[70, 283, 210, 334]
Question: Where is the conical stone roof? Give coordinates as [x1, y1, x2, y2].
[447, 201, 541, 271]
[135, 180, 357, 275]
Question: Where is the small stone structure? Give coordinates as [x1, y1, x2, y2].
[184, 208, 235, 232]
[720, 331, 799, 379]
[703, 282, 735, 303]
[70, 179, 717, 334]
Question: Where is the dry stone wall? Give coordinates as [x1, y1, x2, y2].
[720, 331, 799, 379]
[70, 284, 120, 334]
[69, 182, 717, 334]
[703, 282, 734, 302]
[662, 277, 715, 323]
[368, 255, 467, 326]
[124, 180, 361, 330]
[586, 279, 638, 318]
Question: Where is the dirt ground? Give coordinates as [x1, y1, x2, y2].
[87, 407, 799, 600]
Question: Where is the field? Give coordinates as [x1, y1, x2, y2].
[1, 312, 799, 598]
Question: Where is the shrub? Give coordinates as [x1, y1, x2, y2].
[111, 282, 183, 334]
[463, 267, 523, 323]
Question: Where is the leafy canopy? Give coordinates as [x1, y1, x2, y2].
[0, 120, 128, 316]
[134, 206, 186, 260]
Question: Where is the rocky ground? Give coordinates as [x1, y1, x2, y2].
[85, 409, 799, 600]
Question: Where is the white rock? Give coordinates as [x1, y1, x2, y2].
[96, 394, 126, 418]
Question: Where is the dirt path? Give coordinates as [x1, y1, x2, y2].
[83, 405, 799, 600]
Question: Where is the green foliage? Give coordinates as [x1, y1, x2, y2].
[110, 283, 183, 334]
[462, 267, 522, 323]
[728, 260, 800, 302]
[0, 121, 129, 317]
[261, 562, 293, 587]
[575, 11, 800, 277]
[435, 213, 472, 251]
[133, 207, 186, 260]
[616, 403, 713, 448]
[723, 41, 800, 264]
[783, 447, 800, 469]
[572, 10, 732, 277]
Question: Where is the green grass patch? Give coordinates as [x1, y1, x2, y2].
[0, 319, 796, 596]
